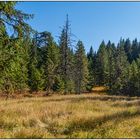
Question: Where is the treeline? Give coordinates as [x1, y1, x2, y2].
[89, 38, 140, 96]
[0, 2, 88, 95]
[1, 2, 140, 96]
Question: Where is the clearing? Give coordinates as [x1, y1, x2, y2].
[0, 87, 140, 138]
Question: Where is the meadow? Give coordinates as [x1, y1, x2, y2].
[0, 87, 140, 138]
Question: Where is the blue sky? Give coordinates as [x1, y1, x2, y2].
[16, 2, 140, 52]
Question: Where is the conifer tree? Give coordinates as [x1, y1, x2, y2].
[112, 39, 129, 94]
[41, 32, 60, 94]
[0, 2, 33, 95]
[28, 34, 43, 92]
[96, 41, 108, 85]
[131, 39, 139, 61]
[124, 38, 132, 63]
[128, 61, 138, 96]
[106, 42, 116, 91]
[87, 46, 95, 91]
[74, 41, 89, 94]
[0, 2, 33, 37]
[59, 15, 74, 94]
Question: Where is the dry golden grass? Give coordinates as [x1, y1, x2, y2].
[0, 91, 140, 138]
[92, 86, 109, 92]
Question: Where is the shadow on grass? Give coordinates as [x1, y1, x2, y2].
[62, 109, 140, 135]
[2, 93, 140, 107]
[112, 100, 140, 107]
[41, 95, 139, 103]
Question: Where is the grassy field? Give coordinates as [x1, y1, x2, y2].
[0, 88, 140, 138]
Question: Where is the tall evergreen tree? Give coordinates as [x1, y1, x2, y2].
[87, 46, 95, 91]
[41, 32, 60, 94]
[96, 41, 108, 85]
[0, 2, 33, 95]
[124, 38, 132, 63]
[131, 39, 139, 61]
[106, 42, 116, 91]
[59, 15, 74, 94]
[28, 34, 43, 92]
[112, 39, 129, 94]
[74, 41, 89, 94]
[127, 61, 138, 96]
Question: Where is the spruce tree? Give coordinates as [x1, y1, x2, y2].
[59, 15, 74, 94]
[74, 41, 89, 94]
[0, 2, 33, 95]
[112, 39, 129, 94]
[87, 46, 95, 91]
[106, 42, 116, 91]
[131, 39, 139, 61]
[128, 61, 138, 96]
[41, 32, 60, 94]
[124, 38, 132, 63]
[28, 35, 43, 92]
[0, 2, 33, 37]
[96, 41, 108, 85]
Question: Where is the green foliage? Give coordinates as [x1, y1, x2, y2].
[52, 76, 65, 93]
[0, 1, 33, 37]
[106, 42, 116, 91]
[74, 41, 89, 94]
[40, 32, 60, 93]
[1, 2, 140, 96]
[96, 41, 108, 85]
[58, 15, 75, 94]
[111, 39, 129, 94]
[28, 40, 43, 92]
[87, 46, 95, 91]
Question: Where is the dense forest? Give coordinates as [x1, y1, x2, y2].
[1, 2, 140, 96]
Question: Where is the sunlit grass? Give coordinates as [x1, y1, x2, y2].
[0, 91, 140, 138]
